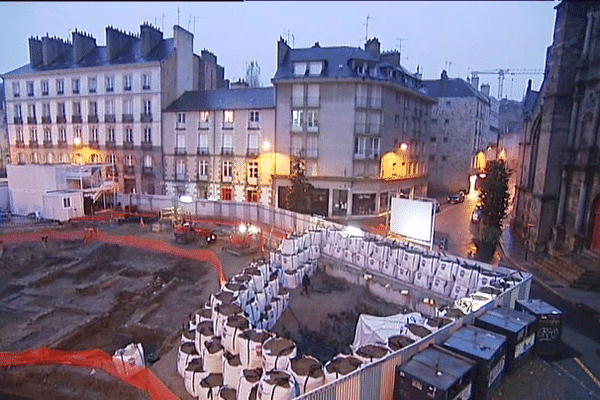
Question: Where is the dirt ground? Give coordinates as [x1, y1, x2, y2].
[0, 219, 407, 399]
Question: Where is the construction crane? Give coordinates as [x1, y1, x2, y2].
[470, 69, 544, 98]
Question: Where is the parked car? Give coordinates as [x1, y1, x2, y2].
[447, 192, 465, 204]
[471, 205, 484, 224]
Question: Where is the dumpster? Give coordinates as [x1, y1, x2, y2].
[474, 306, 537, 372]
[515, 299, 563, 355]
[394, 345, 476, 400]
[442, 325, 507, 400]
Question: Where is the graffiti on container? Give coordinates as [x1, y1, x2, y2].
[537, 326, 560, 341]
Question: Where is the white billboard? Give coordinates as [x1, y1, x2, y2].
[389, 197, 436, 247]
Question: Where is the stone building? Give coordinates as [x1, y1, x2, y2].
[1, 23, 227, 196]
[514, 1, 600, 255]
[162, 87, 275, 204]
[422, 71, 492, 195]
[272, 38, 435, 218]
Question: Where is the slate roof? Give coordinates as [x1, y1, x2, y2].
[422, 77, 489, 103]
[2, 39, 174, 77]
[165, 87, 274, 112]
[272, 43, 432, 99]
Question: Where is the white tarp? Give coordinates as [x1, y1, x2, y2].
[351, 312, 425, 352]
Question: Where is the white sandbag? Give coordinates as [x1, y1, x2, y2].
[476, 269, 497, 289]
[298, 248, 309, 264]
[258, 370, 298, 400]
[419, 252, 438, 276]
[250, 261, 270, 286]
[359, 239, 375, 257]
[279, 237, 296, 255]
[269, 296, 287, 321]
[113, 342, 144, 376]
[244, 298, 261, 326]
[396, 266, 414, 284]
[255, 290, 270, 312]
[455, 263, 475, 287]
[181, 325, 196, 345]
[184, 358, 209, 398]
[290, 355, 324, 395]
[401, 248, 422, 271]
[195, 320, 215, 355]
[197, 373, 223, 400]
[282, 270, 301, 289]
[344, 249, 354, 264]
[222, 282, 249, 310]
[333, 245, 344, 259]
[245, 266, 266, 293]
[177, 342, 200, 377]
[371, 242, 389, 263]
[450, 282, 470, 300]
[270, 250, 280, 267]
[223, 315, 250, 354]
[402, 324, 433, 342]
[353, 344, 390, 365]
[214, 303, 243, 338]
[354, 253, 366, 268]
[222, 352, 244, 389]
[309, 229, 323, 247]
[435, 258, 456, 281]
[324, 355, 363, 384]
[302, 231, 312, 249]
[262, 337, 297, 371]
[348, 237, 360, 254]
[366, 257, 380, 272]
[431, 277, 451, 296]
[413, 271, 432, 289]
[380, 260, 396, 277]
[202, 337, 225, 374]
[309, 245, 321, 262]
[387, 335, 416, 352]
[237, 368, 262, 400]
[322, 243, 334, 256]
[233, 274, 256, 297]
[238, 330, 272, 369]
[196, 306, 213, 324]
[387, 244, 404, 265]
[265, 274, 280, 303]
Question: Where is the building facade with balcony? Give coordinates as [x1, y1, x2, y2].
[1, 23, 227, 195]
[513, 1, 600, 255]
[422, 71, 492, 195]
[0, 80, 9, 176]
[272, 38, 435, 218]
[163, 87, 275, 203]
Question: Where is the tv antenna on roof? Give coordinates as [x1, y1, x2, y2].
[283, 29, 295, 47]
[364, 14, 374, 41]
[188, 15, 200, 33]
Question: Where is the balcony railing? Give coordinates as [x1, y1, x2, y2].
[140, 113, 153, 123]
[354, 123, 382, 135]
[89, 141, 99, 149]
[142, 166, 153, 176]
[122, 114, 134, 123]
[247, 121, 260, 130]
[222, 121, 234, 130]
[105, 114, 116, 123]
[27, 117, 37, 124]
[29, 141, 39, 148]
[175, 173, 187, 181]
[197, 174, 208, 182]
[57, 140, 68, 148]
[306, 149, 319, 158]
[355, 96, 382, 109]
[105, 140, 116, 149]
[197, 147, 210, 156]
[141, 141, 153, 150]
[88, 114, 99, 123]
[198, 121, 209, 130]
[143, 85, 151, 90]
[123, 141, 134, 149]
[15, 140, 25, 148]
[43, 140, 53, 148]
[176, 122, 186, 130]
[247, 147, 260, 157]
[56, 115, 67, 124]
[72, 114, 83, 124]
[222, 175, 232, 183]
[124, 166, 135, 175]
[222, 147, 234, 156]
[175, 147, 187, 155]
[14, 117, 23, 124]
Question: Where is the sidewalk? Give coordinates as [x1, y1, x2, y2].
[499, 228, 600, 316]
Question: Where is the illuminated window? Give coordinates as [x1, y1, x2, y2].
[223, 110, 234, 128]
[309, 61, 322, 76]
[222, 160, 233, 179]
[307, 110, 319, 132]
[294, 62, 307, 76]
[221, 187, 232, 201]
[198, 160, 208, 179]
[292, 109, 304, 132]
[248, 161, 258, 179]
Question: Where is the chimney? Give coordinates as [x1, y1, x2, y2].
[415, 65, 422, 80]
[365, 38, 380, 58]
[72, 29, 97, 63]
[42, 34, 71, 67]
[381, 50, 400, 67]
[480, 83, 490, 97]
[471, 76, 479, 90]
[140, 22, 163, 57]
[28, 36, 43, 67]
[441, 70, 448, 80]
[106, 26, 138, 62]
[277, 37, 290, 66]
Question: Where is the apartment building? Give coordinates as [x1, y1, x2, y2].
[163, 87, 275, 204]
[272, 38, 435, 218]
[1, 23, 227, 195]
[422, 72, 492, 195]
[0, 80, 8, 175]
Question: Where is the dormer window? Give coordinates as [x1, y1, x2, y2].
[309, 61, 323, 76]
[294, 62, 307, 76]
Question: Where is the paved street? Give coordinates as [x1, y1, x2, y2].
[430, 191, 600, 398]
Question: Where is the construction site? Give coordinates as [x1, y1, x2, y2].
[0, 205, 565, 400]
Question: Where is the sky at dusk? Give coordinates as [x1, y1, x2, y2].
[0, 1, 557, 100]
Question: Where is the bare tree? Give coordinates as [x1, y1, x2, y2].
[245, 60, 261, 88]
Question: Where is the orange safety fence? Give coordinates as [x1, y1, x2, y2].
[0, 347, 178, 400]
